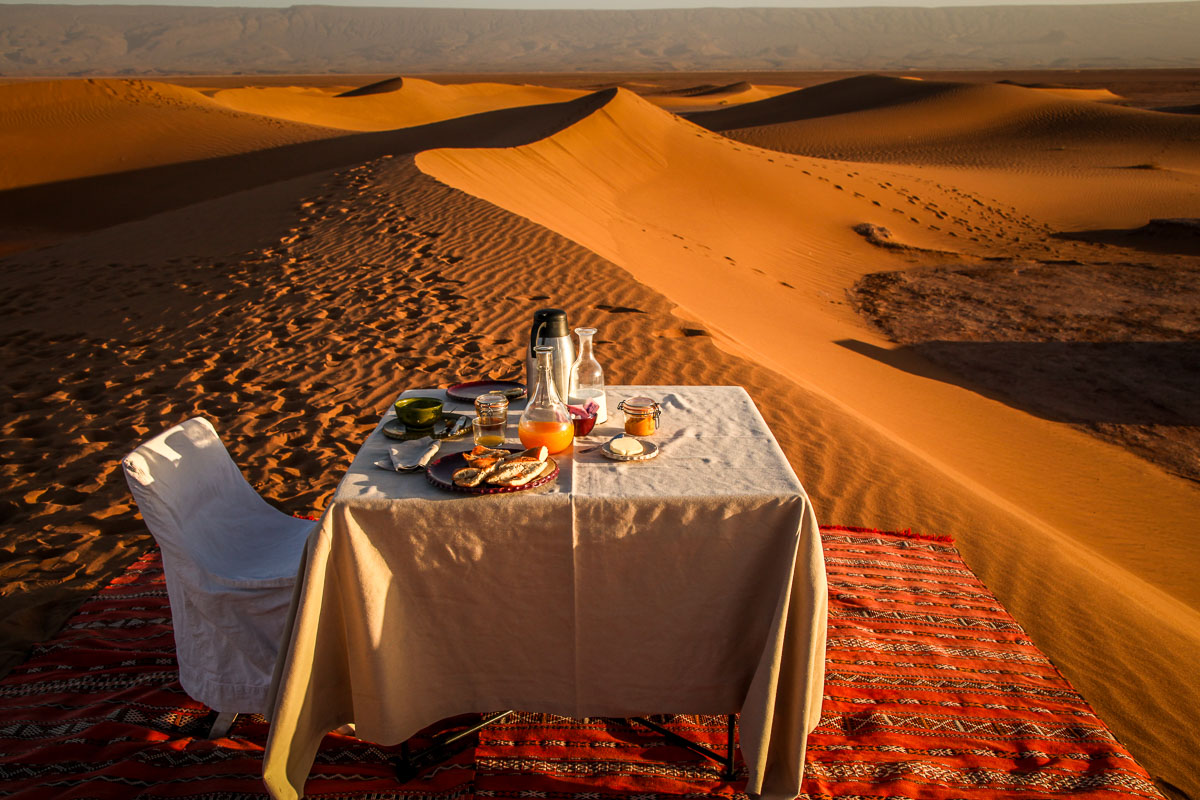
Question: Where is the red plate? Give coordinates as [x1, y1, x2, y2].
[425, 448, 558, 494]
[445, 380, 527, 403]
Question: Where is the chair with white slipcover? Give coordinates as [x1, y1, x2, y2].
[122, 417, 315, 738]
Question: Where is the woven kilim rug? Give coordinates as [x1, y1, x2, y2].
[0, 526, 1163, 799]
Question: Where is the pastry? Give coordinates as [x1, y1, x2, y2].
[462, 445, 510, 469]
[489, 459, 550, 487]
[452, 466, 490, 487]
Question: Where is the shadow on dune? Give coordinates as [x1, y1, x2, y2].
[335, 76, 406, 97]
[838, 338, 1200, 426]
[655, 81, 753, 97]
[838, 338, 1200, 480]
[1054, 221, 1200, 257]
[686, 74, 954, 131]
[0, 88, 617, 243]
[1154, 103, 1200, 115]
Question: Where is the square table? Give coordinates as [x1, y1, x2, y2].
[263, 385, 827, 800]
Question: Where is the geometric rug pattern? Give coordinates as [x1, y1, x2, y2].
[0, 526, 1163, 799]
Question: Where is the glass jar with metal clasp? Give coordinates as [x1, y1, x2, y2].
[472, 392, 510, 447]
[617, 396, 660, 437]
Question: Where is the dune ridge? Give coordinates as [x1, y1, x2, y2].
[0, 85, 617, 252]
[642, 82, 798, 113]
[211, 77, 586, 132]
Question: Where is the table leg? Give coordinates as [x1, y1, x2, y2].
[631, 714, 738, 781]
[204, 710, 237, 739]
[392, 710, 514, 782]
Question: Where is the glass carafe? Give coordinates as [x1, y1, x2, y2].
[519, 345, 574, 454]
[569, 326, 607, 424]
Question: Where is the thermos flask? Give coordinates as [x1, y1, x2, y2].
[525, 309, 574, 401]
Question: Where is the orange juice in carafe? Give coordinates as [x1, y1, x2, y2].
[518, 419, 574, 453]
[519, 344, 575, 455]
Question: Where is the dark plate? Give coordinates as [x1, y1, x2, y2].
[446, 380, 527, 403]
[382, 413, 471, 441]
[426, 448, 558, 494]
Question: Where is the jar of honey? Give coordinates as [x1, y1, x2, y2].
[618, 396, 660, 437]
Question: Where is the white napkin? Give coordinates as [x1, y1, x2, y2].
[375, 437, 441, 471]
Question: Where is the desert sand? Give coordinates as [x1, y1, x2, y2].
[0, 71, 1197, 799]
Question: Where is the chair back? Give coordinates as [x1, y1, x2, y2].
[122, 417, 276, 577]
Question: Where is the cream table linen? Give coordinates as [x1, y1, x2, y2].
[263, 385, 827, 800]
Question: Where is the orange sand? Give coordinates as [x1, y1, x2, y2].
[0, 72, 1197, 799]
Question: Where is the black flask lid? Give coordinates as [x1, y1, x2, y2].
[530, 308, 570, 348]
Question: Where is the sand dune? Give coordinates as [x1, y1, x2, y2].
[690, 74, 1200, 172]
[641, 82, 798, 113]
[0, 76, 594, 193]
[689, 73, 1200, 233]
[0, 86, 614, 253]
[0, 79, 344, 191]
[417, 86, 1200, 795]
[211, 77, 586, 132]
[997, 78, 1125, 102]
[0, 73, 1198, 799]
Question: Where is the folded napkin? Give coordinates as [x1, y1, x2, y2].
[375, 437, 441, 472]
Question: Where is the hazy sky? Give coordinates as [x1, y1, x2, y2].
[1, 0, 1192, 6]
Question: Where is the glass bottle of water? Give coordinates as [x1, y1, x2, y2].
[569, 327, 607, 424]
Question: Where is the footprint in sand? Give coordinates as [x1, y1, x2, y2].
[596, 304, 646, 314]
[659, 328, 711, 339]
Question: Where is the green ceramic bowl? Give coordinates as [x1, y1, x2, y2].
[394, 397, 444, 429]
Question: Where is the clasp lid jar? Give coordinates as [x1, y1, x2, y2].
[617, 396, 660, 436]
[474, 392, 509, 422]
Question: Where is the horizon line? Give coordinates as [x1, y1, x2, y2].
[4, 0, 1198, 8]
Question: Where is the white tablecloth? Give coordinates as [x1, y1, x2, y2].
[263, 385, 827, 800]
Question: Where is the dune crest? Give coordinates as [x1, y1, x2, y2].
[643, 82, 798, 113]
[211, 76, 587, 132]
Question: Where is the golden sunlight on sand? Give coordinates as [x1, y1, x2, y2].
[0, 71, 1197, 798]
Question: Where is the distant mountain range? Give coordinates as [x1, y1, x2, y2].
[2, 3, 1198, 76]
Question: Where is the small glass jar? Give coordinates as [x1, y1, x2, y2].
[474, 393, 509, 422]
[618, 396, 660, 437]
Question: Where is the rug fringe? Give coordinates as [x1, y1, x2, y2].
[819, 524, 954, 543]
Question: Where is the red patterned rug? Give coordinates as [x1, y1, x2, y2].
[0, 527, 1162, 799]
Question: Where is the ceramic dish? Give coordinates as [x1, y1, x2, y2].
[446, 380, 527, 403]
[382, 413, 471, 441]
[600, 439, 660, 462]
[425, 448, 559, 494]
